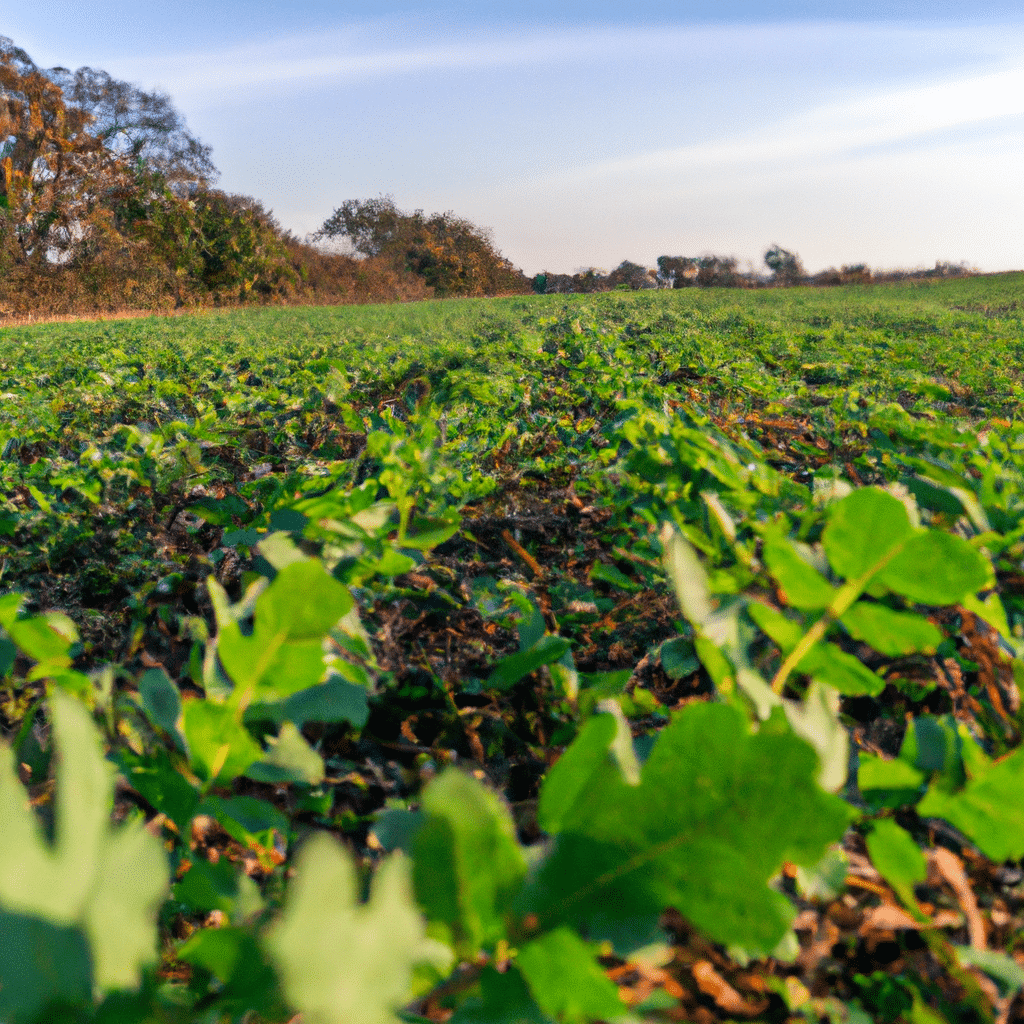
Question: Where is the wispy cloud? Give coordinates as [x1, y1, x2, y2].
[106, 18, 1023, 102]
[534, 61, 1024, 186]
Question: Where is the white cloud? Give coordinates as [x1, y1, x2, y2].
[534, 62, 1024, 186]
[103, 18, 1024, 105]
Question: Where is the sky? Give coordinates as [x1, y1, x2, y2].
[4, 1, 1023, 276]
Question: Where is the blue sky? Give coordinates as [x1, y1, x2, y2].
[6, 2, 1023, 275]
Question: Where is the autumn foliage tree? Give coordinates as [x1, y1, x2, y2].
[0, 37, 129, 270]
[315, 196, 527, 298]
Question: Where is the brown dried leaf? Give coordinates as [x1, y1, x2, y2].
[691, 960, 769, 1018]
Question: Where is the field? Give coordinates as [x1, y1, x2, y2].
[3, 273, 1024, 1023]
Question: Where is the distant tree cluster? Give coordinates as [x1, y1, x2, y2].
[531, 245, 972, 295]
[0, 39, 528, 319]
[314, 197, 528, 299]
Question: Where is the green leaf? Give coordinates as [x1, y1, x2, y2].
[0, 692, 169, 1003]
[448, 966, 550, 1024]
[783, 683, 849, 792]
[183, 699, 263, 783]
[413, 769, 527, 955]
[823, 488, 912, 583]
[178, 926, 284, 1017]
[264, 836, 452, 1024]
[247, 677, 369, 730]
[797, 642, 885, 696]
[0, 911, 92, 1022]
[866, 820, 926, 911]
[113, 746, 200, 837]
[517, 928, 625, 1023]
[917, 746, 1024, 861]
[217, 559, 359, 707]
[201, 795, 290, 852]
[173, 857, 263, 921]
[747, 603, 884, 696]
[589, 560, 642, 593]
[841, 603, 943, 656]
[858, 754, 926, 794]
[661, 525, 713, 628]
[5, 613, 75, 668]
[524, 701, 852, 954]
[878, 532, 990, 605]
[245, 721, 325, 785]
[403, 512, 461, 550]
[486, 635, 571, 691]
[660, 636, 699, 680]
[538, 708, 639, 836]
[954, 946, 1024, 997]
[763, 536, 835, 610]
[138, 667, 185, 749]
[258, 559, 353, 641]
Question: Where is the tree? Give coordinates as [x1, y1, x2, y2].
[315, 196, 527, 298]
[606, 260, 657, 290]
[0, 37, 126, 266]
[315, 196, 407, 259]
[45, 63, 216, 194]
[696, 255, 741, 288]
[656, 255, 698, 288]
[764, 244, 804, 286]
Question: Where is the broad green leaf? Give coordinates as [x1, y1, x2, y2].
[749, 603, 884, 696]
[517, 928, 625, 1023]
[524, 701, 852, 954]
[245, 721, 325, 785]
[589, 560, 642, 593]
[822, 488, 912, 583]
[113, 747, 200, 836]
[486, 635, 571, 691]
[0, 912, 92, 1022]
[5, 613, 75, 668]
[265, 835, 451, 1024]
[178, 925, 279, 1012]
[413, 770, 527, 955]
[858, 754, 926, 794]
[246, 678, 370, 729]
[763, 536, 835, 610]
[538, 707, 639, 836]
[183, 699, 263, 783]
[0, 593, 24, 628]
[402, 511, 460, 549]
[661, 524, 713, 628]
[216, 559, 359, 707]
[0, 692, 168, 1003]
[660, 636, 699, 679]
[258, 559, 353, 641]
[878, 531, 990, 605]
[138, 667, 185, 749]
[841, 603, 942, 656]
[448, 966, 550, 1024]
[954, 946, 1024, 997]
[173, 857, 264, 921]
[538, 714, 619, 836]
[795, 847, 849, 902]
[917, 746, 1024, 861]
[900, 715, 966, 784]
[783, 683, 849, 792]
[866, 820, 926, 912]
[201, 795, 290, 853]
[798, 643, 885, 696]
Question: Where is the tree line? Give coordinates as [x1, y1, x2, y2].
[533, 246, 970, 295]
[0, 38, 530, 319]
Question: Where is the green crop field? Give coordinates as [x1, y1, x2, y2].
[3, 273, 1024, 1024]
